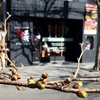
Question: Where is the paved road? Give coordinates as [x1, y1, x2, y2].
[0, 61, 100, 100]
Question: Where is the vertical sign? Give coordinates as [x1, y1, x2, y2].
[84, 3, 97, 35]
[10, 19, 33, 66]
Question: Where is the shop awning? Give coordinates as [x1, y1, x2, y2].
[64, 1, 85, 19]
[9, 0, 85, 20]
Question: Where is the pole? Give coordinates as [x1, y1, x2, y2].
[3, 0, 7, 21]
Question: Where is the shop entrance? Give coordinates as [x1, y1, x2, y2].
[40, 19, 83, 62]
[65, 19, 83, 62]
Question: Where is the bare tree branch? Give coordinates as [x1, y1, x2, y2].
[73, 43, 85, 78]
[4, 12, 12, 35]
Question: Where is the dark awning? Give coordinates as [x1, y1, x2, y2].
[8, 0, 85, 20]
[64, 1, 85, 19]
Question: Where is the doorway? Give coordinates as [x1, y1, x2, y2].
[33, 18, 83, 63]
[65, 19, 83, 62]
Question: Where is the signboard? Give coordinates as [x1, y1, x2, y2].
[14, 27, 31, 45]
[48, 42, 66, 52]
[42, 37, 73, 54]
[10, 19, 33, 66]
[84, 3, 97, 34]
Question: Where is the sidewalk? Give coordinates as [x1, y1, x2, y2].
[3, 61, 97, 82]
[1, 61, 100, 100]
[15, 61, 96, 81]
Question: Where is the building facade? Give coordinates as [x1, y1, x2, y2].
[1, 0, 97, 66]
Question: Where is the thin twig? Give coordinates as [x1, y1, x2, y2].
[47, 77, 100, 84]
[73, 43, 85, 78]
[5, 54, 17, 70]
[0, 71, 12, 77]
[4, 12, 12, 35]
[18, 63, 24, 72]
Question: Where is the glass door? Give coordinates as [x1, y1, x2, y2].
[41, 20, 73, 62]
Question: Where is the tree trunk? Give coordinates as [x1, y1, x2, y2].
[93, 5, 100, 71]
[0, 12, 11, 70]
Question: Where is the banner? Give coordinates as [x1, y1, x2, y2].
[84, 3, 97, 34]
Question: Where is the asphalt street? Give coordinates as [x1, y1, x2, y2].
[0, 61, 100, 100]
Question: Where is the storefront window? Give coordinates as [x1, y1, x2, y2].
[42, 21, 71, 57]
[48, 22, 68, 38]
[51, 24, 56, 37]
[85, 35, 94, 50]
